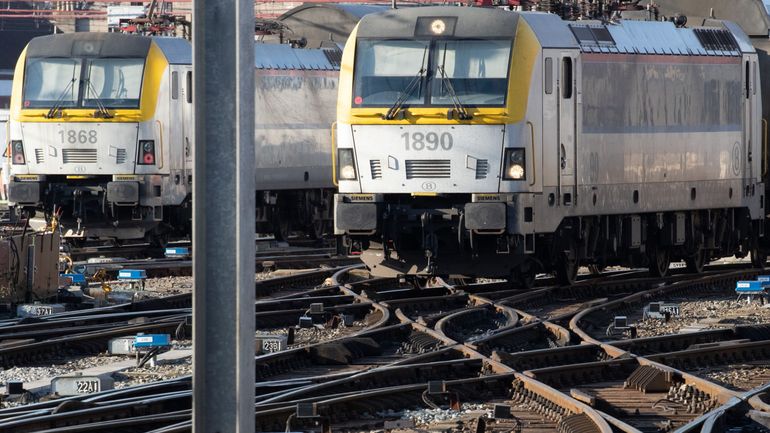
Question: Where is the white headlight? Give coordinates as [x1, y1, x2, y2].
[508, 164, 525, 180]
[341, 165, 356, 180]
[431, 19, 446, 35]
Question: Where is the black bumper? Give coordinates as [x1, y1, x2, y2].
[8, 182, 40, 205]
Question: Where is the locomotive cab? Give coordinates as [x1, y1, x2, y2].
[334, 7, 538, 278]
[7, 33, 192, 241]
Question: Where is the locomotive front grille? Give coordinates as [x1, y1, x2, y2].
[405, 160, 451, 179]
[62, 149, 97, 164]
[34, 149, 44, 164]
[116, 149, 127, 164]
[370, 160, 382, 179]
[475, 159, 489, 179]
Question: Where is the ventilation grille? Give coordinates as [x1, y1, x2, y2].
[116, 148, 127, 164]
[322, 48, 343, 67]
[34, 149, 44, 164]
[694, 28, 739, 52]
[569, 25, 615, 46]
[405, 160, 450, 179]
[475, 159, 489, 179]
[369, 160, 382, 179]
[63, 148, 97, 164]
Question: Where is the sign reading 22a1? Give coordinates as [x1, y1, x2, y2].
[402, 132, 453, 151]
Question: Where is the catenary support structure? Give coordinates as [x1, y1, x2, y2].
[192, 0, 256, 430]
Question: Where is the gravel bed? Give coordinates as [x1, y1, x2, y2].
[635, 297, 770, 338]
[255, 321, 368, 349]
[0, 355, 121, 388]
[112, 356, 192, 389]
[698, 364, 770, 391]
[397, 403, 496, 426]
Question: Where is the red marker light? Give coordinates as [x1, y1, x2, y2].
[354, 96, 363, 104]
[23, 101, 30, 107]
[144, 153, 155, 164]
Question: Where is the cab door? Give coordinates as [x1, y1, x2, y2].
[557, 53, 577, 206]
[181, 67, 193, 185]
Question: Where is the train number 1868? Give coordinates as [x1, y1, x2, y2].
[402, 132, 453, 151]
[58, 129, 98, 144]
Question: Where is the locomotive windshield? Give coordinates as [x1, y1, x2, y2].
[23, 57, 145, 109]
[352, 39, 511, 107]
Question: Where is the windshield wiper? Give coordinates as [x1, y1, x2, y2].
[85, 79, 113, 119]
[383, 47, 427, 120]
[437, 44, 472, 120]
[45, 78, 77, 119]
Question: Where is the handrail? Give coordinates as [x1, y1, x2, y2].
[763, 118, 767, 177]
[331, 121, 338, 187]
[527, 121, 536, 187]
[155, 120, 165, 169]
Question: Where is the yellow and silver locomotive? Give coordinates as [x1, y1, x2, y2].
[7, 33, 340, 243]
[8, 33, 192, 242]
[334, 7, 766, 284]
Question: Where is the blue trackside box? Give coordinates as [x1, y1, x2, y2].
[736, 280, 765, 293]
[134, 334, 171, 348]
[165, 247, 190, 258]
[118, 269, 147, 280]
[61, 273, 87, 285]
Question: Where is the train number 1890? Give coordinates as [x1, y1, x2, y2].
[402, 132, 453, 151]
[58, 129, 98, 144]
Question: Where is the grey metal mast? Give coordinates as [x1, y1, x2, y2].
[192, 0, 256, 429]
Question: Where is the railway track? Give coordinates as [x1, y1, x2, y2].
[1, 264, 770, 432]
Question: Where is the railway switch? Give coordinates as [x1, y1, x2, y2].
[6, 381, 23, 395]
[607, 316, 637, 338]
[298, 316, 313, 328]
[134, 333, 171, 367]
[164, 247, 191, 258]
[108, 336, 137, 355]
[340, 313, 354, 327]
[493, 404, 511, 419]
[296, 402, 318, 418]
[118, 269, 147, 291]
[735, 280, 770, 303]
[60, 273, 87, 288]
[428, 380, 446, 394]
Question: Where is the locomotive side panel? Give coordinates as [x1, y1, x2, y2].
[254, 68, 337, 191]
[576, 55, 748, 216]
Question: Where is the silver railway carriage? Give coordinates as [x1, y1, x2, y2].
[7, 33, 339, 242]
[333, 7, 766, 284]
[254, 44, 340, 239]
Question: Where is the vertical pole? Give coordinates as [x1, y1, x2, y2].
[192, 0, 255, 429]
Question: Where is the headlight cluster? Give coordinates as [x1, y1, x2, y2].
[337, 148, 357, 180]
[138, 140, 156, 165]
[11, 141, 25, 165]
[503, 148, 525, 180]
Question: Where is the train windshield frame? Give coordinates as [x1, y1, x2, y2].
[23, 57, 145, 109]
[352, 38, 512, 108]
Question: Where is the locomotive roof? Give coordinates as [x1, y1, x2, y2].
[278, 3, 388, 21]
[254, 43, 340, 70]
[520, 12, 754, 56]
[355, 6, 519, 39]
[152, 37, 192, 65]
[26, 32, 152, 58]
